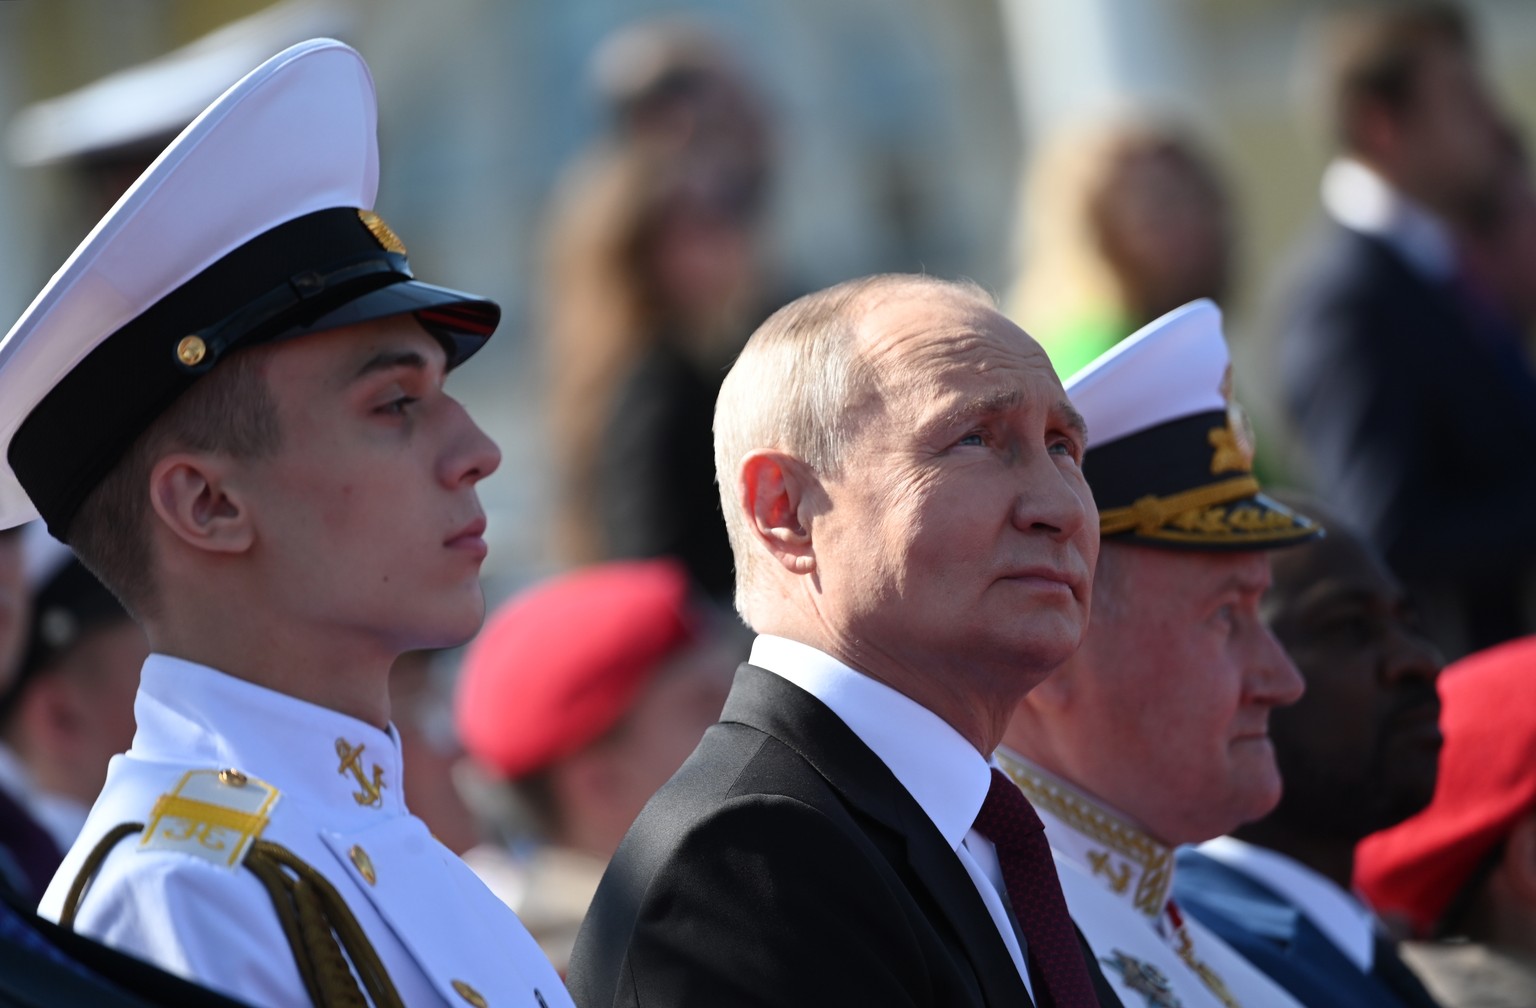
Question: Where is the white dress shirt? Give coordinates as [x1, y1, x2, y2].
[1198, 835, 1379, 971]
[750, 634, 1034, 998]
[39, 654, 571, 1008]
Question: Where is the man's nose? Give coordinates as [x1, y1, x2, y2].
[1382, 619, 1443, 688]
[441, 398, 502, 487]
[1012, 456, 1095, 541]
[1250, 623, 1305, 708]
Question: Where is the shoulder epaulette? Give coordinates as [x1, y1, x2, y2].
[139, 768, 280, 869]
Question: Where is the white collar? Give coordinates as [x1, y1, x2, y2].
[1321, 157, 1457, 281]
[1198, 835, 1377, 971]
[748, 635, 992, 850]
[996, 750, 1175, 922]
[131, 653, 408, 820]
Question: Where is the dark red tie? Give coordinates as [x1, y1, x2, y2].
[973, 768, 1099, 1008]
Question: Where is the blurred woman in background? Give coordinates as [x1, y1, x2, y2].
[1011, 118, 1234, 376]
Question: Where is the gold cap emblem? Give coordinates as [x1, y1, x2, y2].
[451, 979, 488, 1007]
[1208, 365, 1256, 474]
[357, 209, 406, 254]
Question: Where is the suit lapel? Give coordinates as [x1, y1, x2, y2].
[720, 664, 1036, 1007]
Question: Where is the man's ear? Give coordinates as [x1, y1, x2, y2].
[147, 452, 253, 555]
[739, 450, 818, 576]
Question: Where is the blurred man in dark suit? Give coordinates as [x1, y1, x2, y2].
[1273, 2, 1536, 659]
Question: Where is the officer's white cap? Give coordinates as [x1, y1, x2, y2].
[1064, 299, 1320, 550]
[0, 39, 497, 538]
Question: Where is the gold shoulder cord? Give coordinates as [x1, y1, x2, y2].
[59, 825, 404, 1008]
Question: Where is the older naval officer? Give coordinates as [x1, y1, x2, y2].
[1000, 301, 1321, 1008]
[0, 40, 573, 1008]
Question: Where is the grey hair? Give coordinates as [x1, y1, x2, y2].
[712, 273, 992, 622]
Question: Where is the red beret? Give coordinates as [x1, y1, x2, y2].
[455, 558, 698, 779]
[1355, 635, 1536, 935]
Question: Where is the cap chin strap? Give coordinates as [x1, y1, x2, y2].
[179, 252, 409, 375]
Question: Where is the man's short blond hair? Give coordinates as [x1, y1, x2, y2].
[712, 273, 992, 621]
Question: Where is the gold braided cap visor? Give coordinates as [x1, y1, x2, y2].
[1085, 411, 1321, 551]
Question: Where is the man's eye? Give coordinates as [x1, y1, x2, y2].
[957, 432, 986, 447]
[1048, 437, 1083, 464]
[379, 396, 418, 416]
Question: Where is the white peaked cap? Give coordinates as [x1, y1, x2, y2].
[1066, 299, 1227, 449]
[1061, 299, 1321, 551]
[0, 39, 497, 536]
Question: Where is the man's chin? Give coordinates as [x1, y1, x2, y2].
[1008, 615, 1088, 672]
[1235, 765, 1285, 827]
[404, 602, 486, 653]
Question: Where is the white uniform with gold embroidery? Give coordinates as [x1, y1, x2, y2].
[997, 752, 1303, 1008]
[38, 655, 573, 1008]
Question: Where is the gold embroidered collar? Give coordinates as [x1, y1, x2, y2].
[996, 750, 1175, 921]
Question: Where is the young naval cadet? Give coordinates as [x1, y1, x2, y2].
[999, 301, 1321, 1008]
[0, 39, 573, 1008]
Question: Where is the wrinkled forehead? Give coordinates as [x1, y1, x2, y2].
[852, 287, 1053, 399]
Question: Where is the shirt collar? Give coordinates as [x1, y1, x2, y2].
[749, 634, 992, 850]
[1197, 836, 1377, 971]
[1321, 157, 1457, 281]
[131, 653, 407, 819]
[996, 749, 1175, 922]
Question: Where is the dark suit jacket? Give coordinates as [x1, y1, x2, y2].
[1275, 222, 1536, 654]
[0, 783, 63, 906]
[1174, 848, 1441, 1008]
[567, 663, 1119, 1007]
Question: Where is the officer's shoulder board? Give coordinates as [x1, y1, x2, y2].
[137, 768, 280, 869]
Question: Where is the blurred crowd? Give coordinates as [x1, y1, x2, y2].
[3, 3, 1536, 1007]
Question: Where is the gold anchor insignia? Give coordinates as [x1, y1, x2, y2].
[335, 738, 386, 807]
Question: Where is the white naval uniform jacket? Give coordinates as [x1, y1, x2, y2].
[38, 655, 573, 1008]
[997, 752, 1303, 1008]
